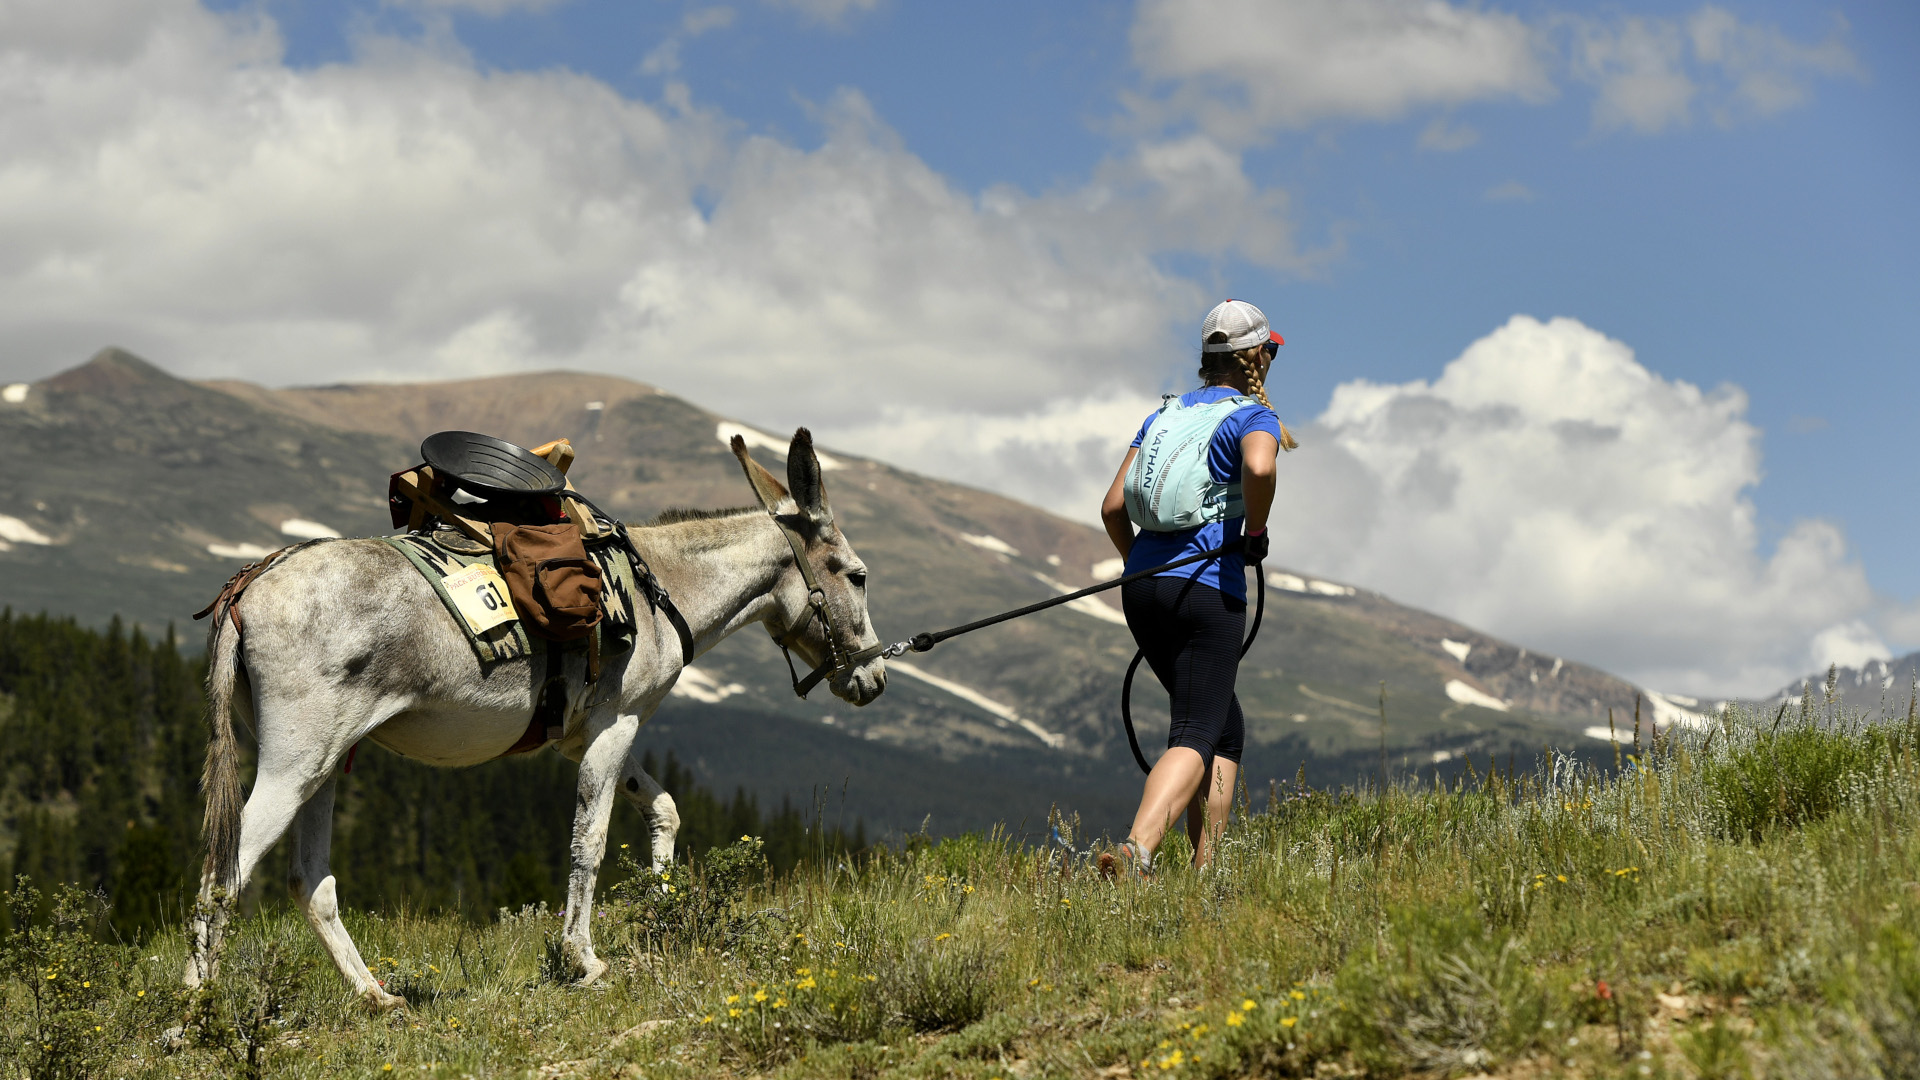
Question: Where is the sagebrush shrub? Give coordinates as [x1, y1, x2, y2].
[605, 835, 768, 951]
[0, 876, 171, 1080]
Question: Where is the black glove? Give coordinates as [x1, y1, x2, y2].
[1243, 529, 1269, 562]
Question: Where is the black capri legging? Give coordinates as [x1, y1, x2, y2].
[1121, 574, 1246, 767]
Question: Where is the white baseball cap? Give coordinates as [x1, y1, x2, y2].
[1200, 299, 1284, 352]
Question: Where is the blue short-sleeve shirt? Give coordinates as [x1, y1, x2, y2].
[1124, 386, 1281, 602]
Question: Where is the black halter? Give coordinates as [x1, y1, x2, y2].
[764, 510, 886, 699]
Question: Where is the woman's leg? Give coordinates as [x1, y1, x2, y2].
[1186, 755, 1240, 867]
[1121, 577, 1245, 865]
[1130, 747, 1208, 857]
[1187, 693, 1246, 865]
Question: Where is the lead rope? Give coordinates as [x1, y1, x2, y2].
[876, 540, 1246, 660]
[874, 539, 1266, 767]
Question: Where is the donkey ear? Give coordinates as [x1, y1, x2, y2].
[731, 434, 794, 514]
[786, 428, 832, 528]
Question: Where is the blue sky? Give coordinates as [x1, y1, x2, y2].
[3, 0, 1914, 693]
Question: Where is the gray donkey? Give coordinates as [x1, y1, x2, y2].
[186, 430, 886, 1010]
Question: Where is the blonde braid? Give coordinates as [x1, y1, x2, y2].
[1238, 350, 1298, 451]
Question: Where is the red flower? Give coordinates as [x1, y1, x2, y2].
[1595, 979, 1612, 1000]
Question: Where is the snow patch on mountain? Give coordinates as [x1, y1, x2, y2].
[0, 515, 52, 546]
[670, 665, 746, 704]
[1268, 571, 1357, 597]
[1445, 679, 1508, 711]
[280, 518, 340, 539]
[716, 422, 844, 470]
[1645, 690, 1712, 731]
[208, 542, 275, 560]
[1031, 572, 1128, 626]
[890, 662, 1063, 748]
[961, 533, 1019, 557]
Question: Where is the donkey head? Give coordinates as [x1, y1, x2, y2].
[731, 429, 886, 706]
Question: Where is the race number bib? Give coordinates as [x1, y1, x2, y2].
[443, 564, 517, 633]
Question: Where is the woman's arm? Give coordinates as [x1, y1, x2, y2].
[1101, 447, 1139, 559]
[1240, 430, 1278, 534]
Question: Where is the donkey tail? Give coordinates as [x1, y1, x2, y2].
[201, 614, 244, 891]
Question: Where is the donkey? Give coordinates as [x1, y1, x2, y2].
[186, 430, 885, 1010]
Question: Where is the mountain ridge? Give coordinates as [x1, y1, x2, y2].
[1, 348, 1689, 833]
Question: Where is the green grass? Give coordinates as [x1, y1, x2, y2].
[7, 702, 1920, 1079]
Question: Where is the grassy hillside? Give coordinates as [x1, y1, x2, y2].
[8, 693, 1918, 1079]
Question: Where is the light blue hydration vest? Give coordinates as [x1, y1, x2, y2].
[1123, 394, 1255, 533]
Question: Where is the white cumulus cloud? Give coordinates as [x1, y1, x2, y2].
[0, 0, 1302, 464]
[1129, 0, 1858, 141]
[1271, 315, 1876, 697]
[764, 0, 883, 26]
[1130, 0, 1550, 136]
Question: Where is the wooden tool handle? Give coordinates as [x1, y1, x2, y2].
[530, 439, 576, 475]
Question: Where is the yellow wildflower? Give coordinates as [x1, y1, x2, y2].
[726, 994, 740, 1004]
[729, 1008, 741, 1018]
[1242, 998, 1258, 1010]
[796, 977, 817, 990]
[773, 998, 788, 1009]
[1281, 1016, 1297, 1028]
[701, 1014, 714, 1024]
[1556, 874, 1568, 883]
[934, 933, 952, 942]
[753, 989, 768, 1002]
[1290, 990, 1305, 1000]
[1226, 1012, 1244, 1027]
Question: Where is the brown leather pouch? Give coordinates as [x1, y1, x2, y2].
[491, 522, 604, 640]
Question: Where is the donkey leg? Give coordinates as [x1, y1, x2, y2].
[616, 751, 681, 873]
[184, 759, 315, 986]
[559, 712, 641, 984]
[288, 775, 403, 1011]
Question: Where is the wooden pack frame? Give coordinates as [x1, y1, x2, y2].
[391, 438, 603, 545]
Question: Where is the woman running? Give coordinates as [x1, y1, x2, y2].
[1099, 299, 1288, 875]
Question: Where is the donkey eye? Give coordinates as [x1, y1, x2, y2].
[848, 571, 867, 589]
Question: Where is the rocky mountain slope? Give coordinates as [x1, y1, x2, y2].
[1, 349, 1688, 835]
[1751, 652, 1920, 720]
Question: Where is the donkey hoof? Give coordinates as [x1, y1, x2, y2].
[576, 956, 610, 986]
[364, 988, 407, 1013]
